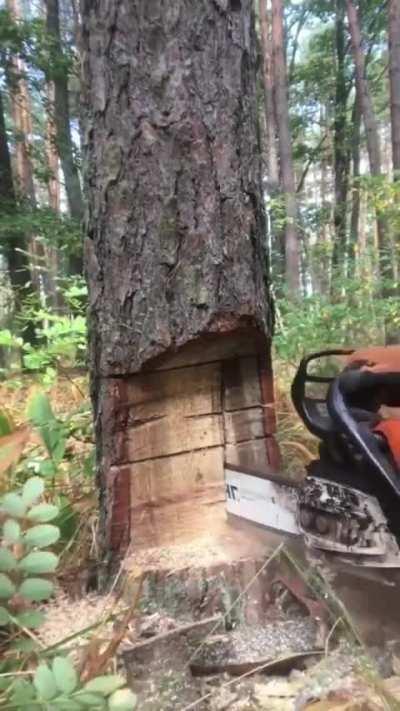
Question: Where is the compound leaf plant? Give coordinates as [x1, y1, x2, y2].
[0, 475, 137, 710]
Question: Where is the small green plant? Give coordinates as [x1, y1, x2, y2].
[0, 475, 137, 710]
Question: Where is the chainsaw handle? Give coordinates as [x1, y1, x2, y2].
[291, 349, 353, 439]
[327, 371, 400, 500]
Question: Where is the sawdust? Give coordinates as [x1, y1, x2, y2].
[39, 587, 125, 650]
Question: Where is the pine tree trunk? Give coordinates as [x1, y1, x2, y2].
[45, 0, 84, 255]
[348, 90, 361, 268]
[6, 0, 36, 204]
[332, 0, 350, 281]
[346, 0, 392, 287]
[258, 0, 284, 287]
[271, 0, 300, 296]
[0, 90, 36, 344]
[389, 0, 400, 177]
[82, 0, 277, 560]
[259, 0, 279, 194]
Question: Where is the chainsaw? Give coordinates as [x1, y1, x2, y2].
[225, 347, 400, 569]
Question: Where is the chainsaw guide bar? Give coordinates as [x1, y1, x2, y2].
[224, 466, 400, 569]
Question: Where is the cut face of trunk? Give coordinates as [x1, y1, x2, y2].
[271, 0, 301, 295]
[82, 0, 279, 559]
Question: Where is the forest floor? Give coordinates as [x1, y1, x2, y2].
[2, 370, 400, 710]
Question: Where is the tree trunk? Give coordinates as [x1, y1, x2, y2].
[331, 0, 350, 281]
[82, 0, 278, 561]
[258, 0, 284, 284]
[346, 0, 392, 286]
[348, 90, 361, 268]
[6, 0, 36, 204]
[0, 90, 36, 344]
[45, 83, 60, 213]
[45, 0, 84, 248]
[389, 0, 400, 177]
[259, 0, 279, 194]
[271, 0, 301, 296]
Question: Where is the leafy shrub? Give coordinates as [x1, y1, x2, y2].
[0, 474, 137, 710]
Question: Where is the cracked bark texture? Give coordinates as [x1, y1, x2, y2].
[81, 0, 272, 377]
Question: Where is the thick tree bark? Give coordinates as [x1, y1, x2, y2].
[346, 0, 393, 289]
[82, 0, 272, 377]
[82, 0, 276, 558]
[0, 91, 36, 344]
[332, 0, 350, 280]
[389, 0, 400, 177]
[45, 0, 84, 231]
[271, 0, 300, 295]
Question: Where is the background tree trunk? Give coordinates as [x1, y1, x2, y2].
[346, 0, 393, 288]
[348, 90, 361, 268]
[82, 0, 277, 559]
[45, 0, 84, 229]
[6, 0, 36, 204]
[271, 0, 301, 295]
[389, 0, 400, 177]
[259, 0, 279, 194]
[258, 0, 284, 284]
[0, 90, 36, 344]
[332, 0, 350, 280]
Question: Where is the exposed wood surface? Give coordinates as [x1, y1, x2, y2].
[127, 446, 225, 547]
[224, 408, 265, 444]
[147, 330, 266, 371]
[225, 439, 272, 473]
[117, 414, 223, 462]
[223, 357, 262, 411]
[114, 362, 222, 425]
[104, 347, 282, 550]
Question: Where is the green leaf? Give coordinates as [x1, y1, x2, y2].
[50, 699, 82, 710]
[11, 638, 39, 653]
[16, 609, 45, 629]
[0, 606, 10, 625]
[24, 523, 60, 548]
[0, 410, 12, 437]
[39, 459, 57, 477]
[1, 493, 26, 518]
[27, 502, 59, 522]
[3, 519, 21, 544]
[27, 392, 66, 462]
[28, 392, 55, 428]
[73, 692, 107, 708]
[10, 679, 36, 705]
[18, 577, 54, 602]
[84, 675, 125, 697]
[108, 689, 137, 710]
[0, 573, 16, 599]
[0, 548, 17, 572]
[19, 551, 59, 574]
[33, 663, 58, 701]
[52, 656, 78, 694]
[22, 476, 45, 506]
